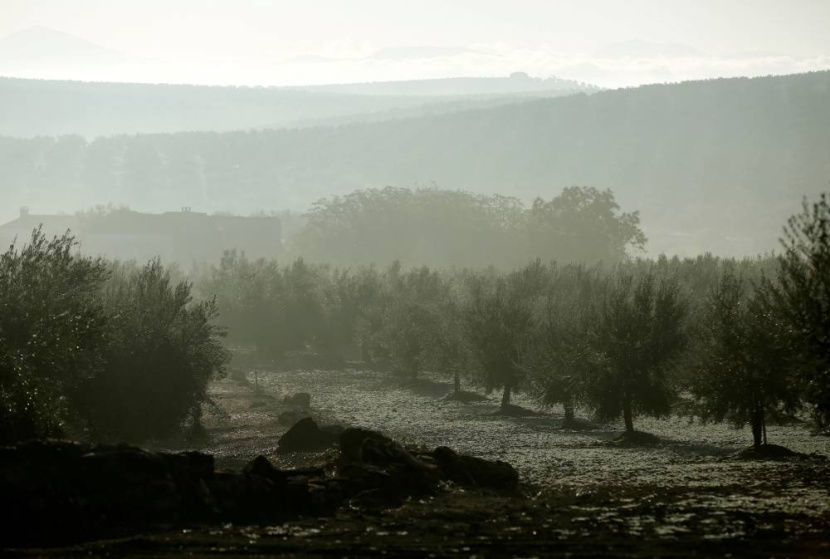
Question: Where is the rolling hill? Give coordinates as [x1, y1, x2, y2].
[2, 71, 828, 257]
[0, 73, 593, 138]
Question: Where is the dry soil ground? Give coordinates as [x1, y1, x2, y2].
[13, 366, 830, 558]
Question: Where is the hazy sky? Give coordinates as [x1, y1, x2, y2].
[2, 0, 829, 87]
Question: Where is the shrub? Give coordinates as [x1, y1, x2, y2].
[0, 229, 108, 443]
[78, 260, 230, 442]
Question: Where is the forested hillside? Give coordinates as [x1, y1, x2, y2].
[0, 75, 591, 138]
[2, 71, 828, 255]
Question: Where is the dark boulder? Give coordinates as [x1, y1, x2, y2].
[79, 444, 183, 525]
[339, 427, 397, 463]
[0, 440, 99, 544]
[322, 423, 346, 436]
[277, 417, 339, 452]
[277, 409, 310, 426]
[0, 429, 524, 546]
[161, 451, 217, 520]
[432, 446, 519, 491]
[336, 428, 441, 504]
[217, 456, 335, 519]
[243, 455, 289, 486]
[210, 471, 288, 522]
[0, 441, 218, 545]
[335, 463, 404, 506]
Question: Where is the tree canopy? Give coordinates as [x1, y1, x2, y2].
[293, 186, 645, 268]
[771, 193, 830, 431]
[0, 230, 229, 444]
[691, 269, 800, 446]
[587, 270, 688, 432]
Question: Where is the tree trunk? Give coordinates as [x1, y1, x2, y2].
[622, 393, 634, 432]
[454, 371, 461, 394]
[763, 414, 767, 446]
[501, 384, 512, 409]
[563, 397, 575, 425]
[815, 404, 830, 434]
[751, 408, 764, 448]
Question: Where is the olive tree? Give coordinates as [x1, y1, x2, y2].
[427, 278, 475, 395]
[0, 229, 108, 443]
[588, 270, 688, 432]
[524, 265, 600, 425]
[358, 264, 446, 378]
[691, 269, 800, 447]
[200, 252, 326, 360]
[770, 193, 830, 431]
[316, 266, 384, 364]
[462, 261, 547, 409]
[80, 260, 230, 442]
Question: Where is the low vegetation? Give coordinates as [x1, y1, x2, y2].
[2, 189, 829, 453]
[192, 189, 828, 448]
[0, 230, 229, 445]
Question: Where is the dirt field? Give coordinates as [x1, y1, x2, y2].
[11, 366, 830, 558]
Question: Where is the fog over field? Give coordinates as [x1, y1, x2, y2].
[2, 1, 830, 87]
[1, 1, 829, 258]
[2, 2, 830, 557]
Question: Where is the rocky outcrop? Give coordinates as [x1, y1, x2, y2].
[0, 440, 217, 545]
[339, 427, 399, 463]
[277, 409, 310, 426]
[277, 417, 342, 452]
[335, 427, 442, 505]
[432, 446, 519, 490]
[1, 428, 520, 546]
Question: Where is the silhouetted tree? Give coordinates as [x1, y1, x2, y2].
[316, 266, 383, 364]
[373, 265, 446, 378]
[691, 269, 800, 447]
[462, 261, 547, 408]
[588, 270, 687, 432]
[425, 278, 475, 394]
[0, 229, 108, 443]
[200, 252, 327, 360]
[81, 260, 229, 442]
[526, 187, 647, 263]
[200, 250, 283, 356]
[294, 187, 525, 268]
[769, 193, 830, 431]
[524, 265, 600, 424]
[1, 232, 231, 444]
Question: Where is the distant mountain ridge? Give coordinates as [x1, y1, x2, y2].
[0, 73, 595, 138]
[0, 26, 148, 70]
[1, 71, 828, 258]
